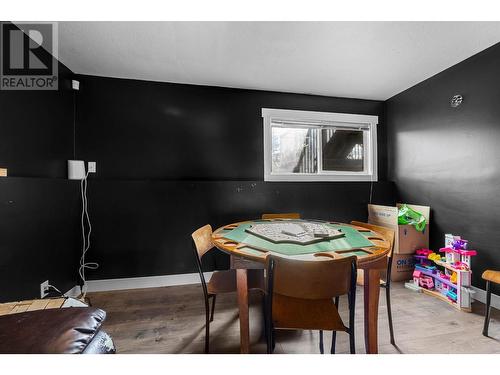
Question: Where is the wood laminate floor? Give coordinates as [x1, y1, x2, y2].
[87, 282, 500, 354]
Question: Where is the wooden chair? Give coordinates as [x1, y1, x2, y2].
[191, 224, 264, 353]
[350, 221, 396, 346]
[482, 269, 500, 337]
[261, 213, 301, 220]
[265, 255, 357, 354]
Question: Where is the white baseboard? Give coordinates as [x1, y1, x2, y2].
[472, 286, 500, 310]
[83, 272, 212, 293]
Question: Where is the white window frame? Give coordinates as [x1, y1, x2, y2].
[262, 108, 378, 182]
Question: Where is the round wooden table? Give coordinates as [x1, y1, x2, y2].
[211, 219, 391, 354]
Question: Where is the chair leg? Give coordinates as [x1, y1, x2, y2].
[319, 330, 324, 354]
[272, 329, 276, 352]
[267, 328, 275, 354]
[210, 294, 216, 322]
[265, 298, 274, 354]
[348, 290, 355, 354]
[262, 294, 268, 341]
[386, 286, 395, 345]
[264, 288, 275, 354]
[349, 329, 356, 354]
[331, 296, 339, 354]
[265, 321, 271, 353]
[483, 281, 492, 337]
[204, 296, 210, 354]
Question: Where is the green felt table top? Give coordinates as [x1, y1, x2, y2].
[220, 220, 375, 256]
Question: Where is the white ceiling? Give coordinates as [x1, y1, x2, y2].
[57, 22, 500, 100]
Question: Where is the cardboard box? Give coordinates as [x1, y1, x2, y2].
[390, 253, 418, 281]
[368, 203, 430, 255]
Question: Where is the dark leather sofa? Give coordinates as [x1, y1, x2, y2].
[0, 307, 116, 354]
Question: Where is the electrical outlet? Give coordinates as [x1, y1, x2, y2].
[40, 280, 49, 298]
[88, 161, 96, 173]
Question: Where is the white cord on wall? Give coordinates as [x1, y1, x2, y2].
[79, 171, 98, 298]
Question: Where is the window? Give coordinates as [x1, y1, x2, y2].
[262, 108, 378, 182]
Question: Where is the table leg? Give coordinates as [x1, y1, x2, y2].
[236, 268, 250, 354]
[363, 267, 381, 354]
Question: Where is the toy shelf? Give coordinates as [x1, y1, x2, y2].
[409, 235, 476, 312]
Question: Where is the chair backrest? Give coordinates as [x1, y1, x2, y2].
[191, 224, 214, 259]
[266, 255, 357, 300]
[350, 221, 395, 257]
[261, 213, 301, 220]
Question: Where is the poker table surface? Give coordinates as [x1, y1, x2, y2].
[211, 219, 391, 264]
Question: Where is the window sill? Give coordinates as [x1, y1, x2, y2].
[264, 174, 378, 182]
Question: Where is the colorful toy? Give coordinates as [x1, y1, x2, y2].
[450, 272, 457, 284]
[416, 248, 433, 256]
[447, 290, 457, 302]
[440, 271, 450, 280]
[413, 270, 422, 286]
[414, 249, 436, 269]
[411, 234, 477, 312]
[419, 275, 434, 290]
[451, 239, 468, 250]
[428, 253, 441, 261]
[453, 261, 470, 271]
[398, 204, 427, 232]
[434, 279, 443, 292]
[443, 286, 451, 294]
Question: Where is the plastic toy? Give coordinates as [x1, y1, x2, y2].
[451, 239, 468, 250]
[398, 204, 427, 232]
[416, 248, 433, 256]
[428, 253, 441, 261]
[440, 272, 450, 280]
[413, 270, 422, 286]
[411, 234, 477, 311]
[419, 275, 434, 289]
[434, 279, 443, 292]
[450, 272, 457, 284]
[453, 262, 470, 271]
[447, 290, 457, 302]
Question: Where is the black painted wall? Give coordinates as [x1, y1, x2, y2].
[0, 55, 80, 302]
[0, 177, 80, 302]
[75, 75, 394, 279]
[75, 75, 388, 181]
[0, 65, 75, 178]
[387, 42, 500, 290]
[85, 180, 394, 279]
